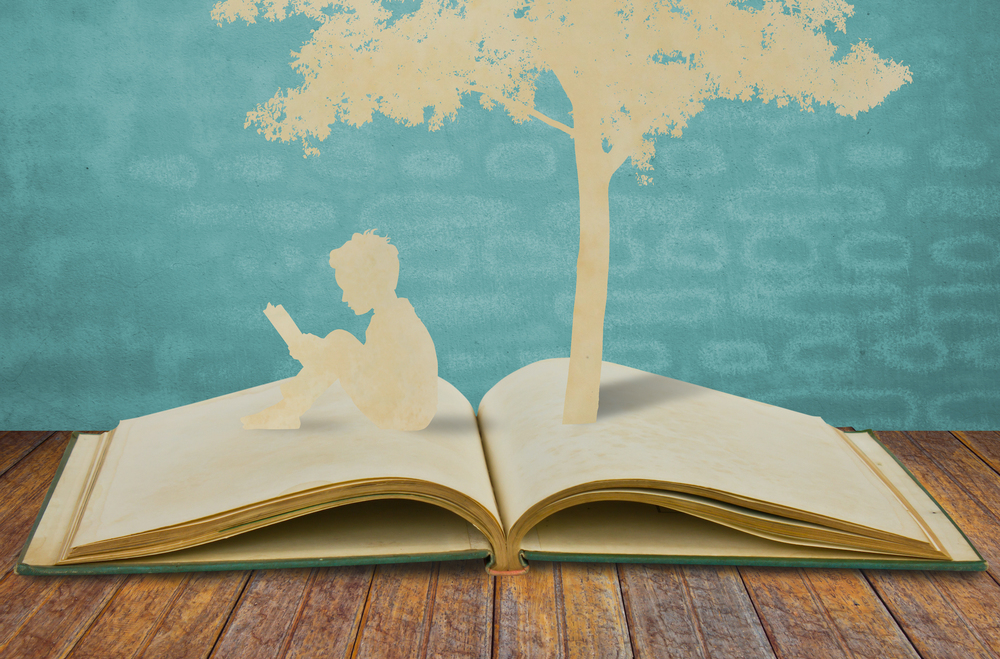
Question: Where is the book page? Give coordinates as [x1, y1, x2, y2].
[843, 431, 982, 563]
[72, 377, 499, 548]
[22, 433, 105, 567]
[263, 303, 303, 346]
[527, 502, 912, 561]
[478, 359, 927, 543]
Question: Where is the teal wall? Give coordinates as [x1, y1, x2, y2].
[1, 1, 997, 430]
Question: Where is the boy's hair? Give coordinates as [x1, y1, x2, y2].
[329, 229, 400, 291]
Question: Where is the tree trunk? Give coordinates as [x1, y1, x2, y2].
[563, 131, 613, 424]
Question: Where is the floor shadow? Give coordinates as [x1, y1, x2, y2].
[297, 410, 475, 435]
[426, 412, 479, 434]
[597, 371, 702, 421]
[296, 416, 346, 433]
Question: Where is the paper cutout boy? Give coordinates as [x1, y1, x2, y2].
[241, 231, 438, 431]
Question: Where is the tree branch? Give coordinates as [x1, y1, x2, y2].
[607, 146, 632, 177]
[467, 86, 574, 137]
[603, 125, 648, 176]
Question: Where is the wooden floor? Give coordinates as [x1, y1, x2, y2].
[1, 431, 999, 658]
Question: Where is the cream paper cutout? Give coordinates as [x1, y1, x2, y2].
[214, 0, 911, 424]
[242, 231, 438, 431]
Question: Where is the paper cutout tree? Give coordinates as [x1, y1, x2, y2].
[214, 0, 910, 424]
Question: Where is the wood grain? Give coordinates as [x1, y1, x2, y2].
[864, 431, 1000, 658]
[352, 562, 437, 659]
[0, 432, 70, 574]
[494, 561, 563, 659]
[0, 575, 124, 658]
[0, 432, 54, 478]
[618, 564, 710, 659]
[0, 434, 88, 653]
[953, 431, 1000, 476]
[210, 569, 312, 659]
[556, 562, 632, 658]
[874, 431, 1000, 570]
[907, 430, 1000, 520]
[0, 571, 64, 648]
[741, 567, 850, 659]
[680, 566, 773, 659]
[866, 570, 1000, 659]
[424, 560, 493, 659]
[740, 567, 850, 659]
[925, 571, 1000, 655]
[66, 573, 188, 658]
[741, 567, 918, 659]
[797, 569, 918, 658]
[141, 570, 250, 659]
[2, 429, 1000, 658]
[619, 563, 775, 659]
[283, 566, 373, 659]
[0, 432, 69, 527]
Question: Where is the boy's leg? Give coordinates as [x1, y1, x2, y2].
[242, 330, 362, 429]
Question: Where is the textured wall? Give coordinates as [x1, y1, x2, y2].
[1, 0, 997, 429]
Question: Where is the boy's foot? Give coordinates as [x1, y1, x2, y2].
[241, 404, 302, 430]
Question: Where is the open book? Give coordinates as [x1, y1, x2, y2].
[19, 359, 983, 575]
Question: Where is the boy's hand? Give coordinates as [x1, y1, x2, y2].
[289, 333, 323, 363]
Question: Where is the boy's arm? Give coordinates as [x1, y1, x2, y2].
[262, 303, 321, 362]
[262, 303, 302, 345]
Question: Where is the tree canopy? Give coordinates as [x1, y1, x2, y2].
[214, 0, 910, 181]
[216, 0, 911, 423]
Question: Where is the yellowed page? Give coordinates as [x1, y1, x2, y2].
[71, 377, 499, 549]
[529, 502, 929, 562]
[478, 359, 927, 544]
[844, 432, 981, 563]
[22, 433, 105, 567]
[60, 501, 489, 568]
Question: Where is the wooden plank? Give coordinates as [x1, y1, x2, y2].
[0, 572, 64, 648]
[494, 561, 563, 659]
[740, 568, 849, 659]
[863, 431, 1000, 658]
[907, 431, 1000, 520]
[65, 573, 188, 658]
[953, 431, 1000, 476]
[353, 562, 436, 659]
[618, 564, 710, 658]
[0, 432, 69, 527]
[423, 560, 492, 659]
[282, 565, 373, 659]
[0, 575, 125, 658]
[874, 431, 1000, 571]
[866, 570, 1000, 659]
[0, 431, 249, 658]
[0, 420, 114, 659]
[141, 570, 251, 659]
[741, 567, 918, 659]
[865, 572, 994, 659]
[620, 564, 774, 659]
[557, 563, 631, 658]
[0, 433, 71, 574]
[210, 569, 312, 659]
[926, 570, 1000, 655]
[0, 432, 54, 478]
[796, 569, 918, 658]
[680, 566, 773, 659]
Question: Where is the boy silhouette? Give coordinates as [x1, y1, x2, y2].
[241, 231, 438, 431]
